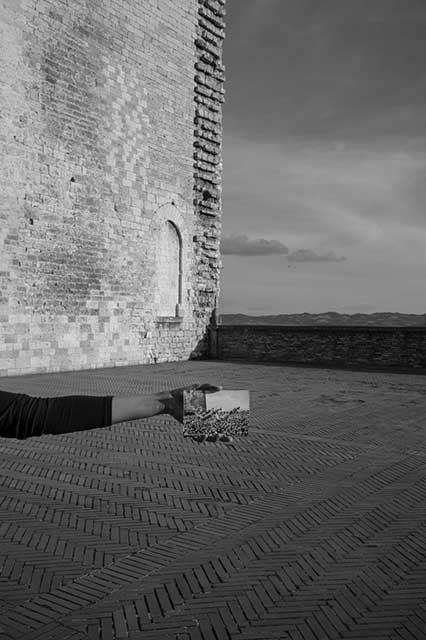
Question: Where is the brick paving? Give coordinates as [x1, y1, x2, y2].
[1, 361, 426, 640]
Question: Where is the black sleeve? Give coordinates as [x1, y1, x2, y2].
[0, 390, 112, 439]
[0, 390, 46, 439]
[0, 390, 113, 439]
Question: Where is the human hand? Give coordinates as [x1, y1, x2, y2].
[157, 384, 223, 424]
[194, 383, 222, 394]
[157, 383, 222, 400]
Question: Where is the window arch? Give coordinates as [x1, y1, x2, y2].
[157, 220, 183, 317]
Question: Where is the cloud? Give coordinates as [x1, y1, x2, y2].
[221, 234, 347, 264]
[221, 234, 289, 256]
[287, 249, 347, 263]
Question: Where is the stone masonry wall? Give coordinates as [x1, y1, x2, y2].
[0, 0, 225, 375]
[193, 0, 225, 351]
[211, 325, 426, 371]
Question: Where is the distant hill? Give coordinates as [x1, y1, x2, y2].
[220, 312, 426, 327]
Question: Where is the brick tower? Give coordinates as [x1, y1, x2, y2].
[0, 0, 225, 375]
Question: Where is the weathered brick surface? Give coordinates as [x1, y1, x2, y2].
[192, 0, 225, 356]
[1, 361, 426, 638]
[212, 325, 426, 371]
[0, 0, 225, 376]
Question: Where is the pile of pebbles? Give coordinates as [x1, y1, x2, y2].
[183, 407, 249, 443]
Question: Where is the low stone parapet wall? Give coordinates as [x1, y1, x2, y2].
[209, 325, 426, 371]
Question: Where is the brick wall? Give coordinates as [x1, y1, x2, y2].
[211, 325, 426, 371]
[192, 0, 225, 354]
[0, 0, 225, 375]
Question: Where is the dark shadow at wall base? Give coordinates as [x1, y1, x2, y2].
[189, 339, 209, 362]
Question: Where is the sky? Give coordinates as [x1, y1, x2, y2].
[220, 0, 426, 315]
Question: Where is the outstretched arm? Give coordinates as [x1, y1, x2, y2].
[111, 384, 221, 424]
[0, 385, 221, 440]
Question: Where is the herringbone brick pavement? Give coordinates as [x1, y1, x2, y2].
[1, 361, 426, 639]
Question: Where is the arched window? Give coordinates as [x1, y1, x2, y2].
[157, 220, 182, 317]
